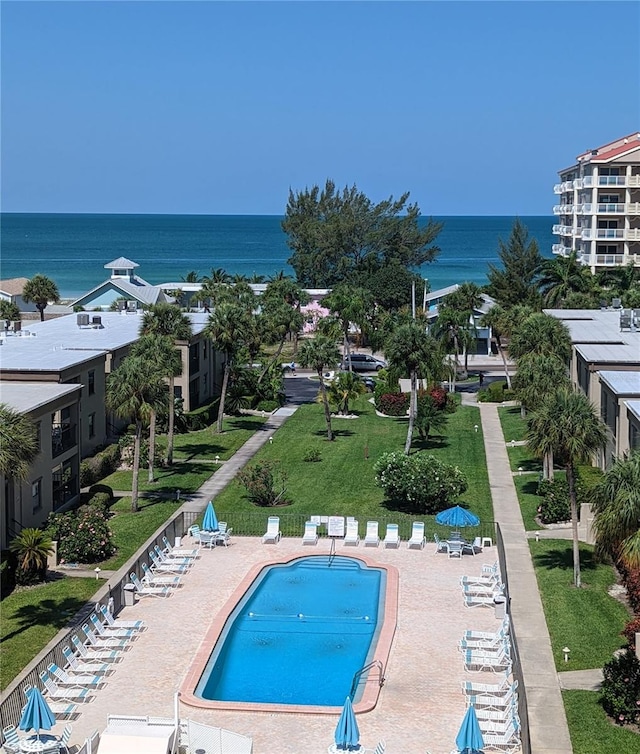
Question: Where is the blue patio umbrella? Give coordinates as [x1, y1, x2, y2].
[435, 505, 480, 528]
[19, 686, 55, 739]
[334, 696, 360, 751]
[202, 501, 219, 532]
[455, 704, 485, 754]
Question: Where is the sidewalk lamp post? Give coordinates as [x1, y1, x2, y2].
[94, 567, 101, 580]
[563, 646, 570, 663]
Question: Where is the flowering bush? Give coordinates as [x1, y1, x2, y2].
[47, 507, 115, 564]
[601, 649, 640, 726]
[238, 461, 289, 507]
[374, 451, 468, 514]
[619, 566, 640, 615]
[536, 479, 573, 524]
[622, 617, 640, 649]
[376, 392, 410, 416]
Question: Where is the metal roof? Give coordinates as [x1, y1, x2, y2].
[104, 258, 139, 270]
[625, 400, 640, 422]
[598, 370, 640, 396]
[0, 381, 82, 414]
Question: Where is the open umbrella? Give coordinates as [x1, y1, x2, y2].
[19, 686, 56, 739]
[202, 501, 219, 532]
[334, 696, 360, 751]
[435, 505, 480, 528]
[455, 704, 484, 753]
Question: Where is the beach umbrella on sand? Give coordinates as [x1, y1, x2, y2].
[19, 686, 56, 739]
[202, 501, 219, 532]
[455, 704, 484, 754]
[435, 505, 480, 528]
[334, 696, 360, 751]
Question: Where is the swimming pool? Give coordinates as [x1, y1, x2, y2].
[181, 554, 398, 713]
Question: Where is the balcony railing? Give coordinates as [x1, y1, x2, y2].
[598, 176, 626, 186]
[628, 229, 640, 241]
[51, 423, 77, 457]
[627, 203, 640, 215]
[594, 255, 626, 267]
[552, 244, 573, 257]
[553, 205, 573, 215]
[596, 203, 626, 214]
[52, 475, 78, 510]
[582, 176, 594, 188]
[553, 184, 563, 195]
[629, 176, 640, 188]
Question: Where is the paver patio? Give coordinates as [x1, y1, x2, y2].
[60, 535, 506, 754]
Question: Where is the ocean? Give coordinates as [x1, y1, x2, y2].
[0, 214, 555, 300]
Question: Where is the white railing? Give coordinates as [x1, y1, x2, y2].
[595, 228, 624, 239]
[561, 180, 575, 192]
[582, 176, 594, 188]
[553, 184, 563, 194]
[572, 226, 583, 237]
[552, 244, 573, 257]
[597, 203, 626, 214]
[594, 255, 626, 266]
[579, 204, 592, 214]
[626, 203, 640, 215]
[553, 205, 573, 215]
[628, 176, 640, 188]
[628, 229, 640, 241]
[552, 225, 573, 235]
[598, 176, 626, 186]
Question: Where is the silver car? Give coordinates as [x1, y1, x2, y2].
[340, 353, 387, 372]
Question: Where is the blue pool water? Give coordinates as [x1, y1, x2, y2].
[195, 556, 385, 706]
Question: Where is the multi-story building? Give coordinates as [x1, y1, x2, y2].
[552, 132, 640, 272]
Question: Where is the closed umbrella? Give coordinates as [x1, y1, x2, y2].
[202, 501, 219, 532]
[19, 686, 56, 740]
[455, 704, 484, 753]
[435, 505, 480, 528]
[334, 696, 360, 751]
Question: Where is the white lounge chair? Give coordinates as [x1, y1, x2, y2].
[141, 563, 181, 587]
[383, 523, 400, 548]
[479, 713, 520, 736]
[459, 636, 510, 655]
[1, 725, 21, 754]
[462, 582, 505, 597]
[477, 706, 520, 728]
[149, 550, 190, 574]
[59, 725, 73, 754]
[364, 521, 380, 547]
[463, 617, 510, 642]
[153, 545, 193, 567]
[161, 535, 199, 558]
[302, 521, 318, 545]
[48, 663, 105, 689]
[130, 573, 171, 598]
[82, 624, 130, 650]
[459, 628, 509, 652]
[461, 571, 501, 587]
[22, 687, 78, 718]
[89, 613, 137, 640]
[98, 604, 144, 631]
[463, 649, 512, 673]
[462, 676, 515, 696]
[262, 516, 282, 544]
[464, 592, 504, 608]
[407, 521, 426, 549]
[470, 689, 519, 711]
[62, 646, 111, 675]
[344, 519, 360, 546]
[71, 635, 121, 661]
[39, 672, 93, 702]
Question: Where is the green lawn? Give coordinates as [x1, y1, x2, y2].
[101, 461, 216, 494]
[506, 445, 541, 472]
[513, 475, 541, 530]
[531, 539, 630, 670]
[213, 396, 493, 537]
[563, 690, 640, 754]
[96, 496, 182, 570]
[498, 405, 527, 443]
[156, 415, 266, 460]
[1, 578, 98, 690]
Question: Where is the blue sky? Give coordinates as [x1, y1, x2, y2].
[2, 1, 638, 215]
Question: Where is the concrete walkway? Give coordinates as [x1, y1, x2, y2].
[558, 669, 604, 691]
[479, 403, 573, 754]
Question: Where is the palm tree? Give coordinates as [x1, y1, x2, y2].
[539, 252, 595, 308]
[131, 335, 174, 480]
[592, 451, 640, 568]
[0, 300, 21, 330]
[298, 337, 341, 441]
[385, 322, 439, 454]
[480, 305, 512, 389]
[323, 285, 372, 370]
[527, 387, 607, 587]
[0, 403, 39, 480]
[10, 529, 54, 584]
[181, 271, 201, 283]
[140, 304, 193, 465]
[508, 312, 572, 363]
[106, 357, 166, 511]
[432, 305, 467, 390]
[205, 302, 252, 433]
[22, 274, 60, 321]
[415, 394, 449, 441]
[326, 372, 365, 415]
[259, 300, 304, 380]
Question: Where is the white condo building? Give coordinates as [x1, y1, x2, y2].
[552, 132, 640, 272]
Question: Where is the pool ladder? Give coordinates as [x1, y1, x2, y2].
[328, 537, 336, 566]
[349, 659, 385, 700]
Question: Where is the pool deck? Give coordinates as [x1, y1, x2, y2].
[64, 536, 505, 754]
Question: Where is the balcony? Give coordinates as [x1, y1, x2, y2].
[552, 244, 573, 257]
[628, 229, 640, 241]
[594, 255, 626, 267]
[553, 184, 563, 194]
[628, 176, 640, 188]
[598, 176, 626, 186]
[51, 423, 77, 458]
[627, 203, 640, 215]
[582, 176, 594, 188]
[596, 203, 626, 214]
[553, 205, 573, 215]
[552, 224, 573, 236]
[561, 181, 575, 192]
[52, 475, 78, 510]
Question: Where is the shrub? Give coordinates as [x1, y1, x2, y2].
[374, 451, 468, 514]
[118, 434, 162, 469]
[622, 567, 640, 615]
[601, 649, 640, 726]
[184, 399, 218, 431]
[237, 461, 288, 507]
[377, 392, 410, 416]
[47, 507, 115, 564]
[80, 444, 121, 487]
[536, 478, 586, 524]
[622, 617, 640, 649]
[9, 529, 54, 585]
[477, 380, 514, 403]
[86, 491, 113, 515]
[255, 399, 279, 413]
[303, 449, 322, 463]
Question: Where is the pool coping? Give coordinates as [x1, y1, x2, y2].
[179, 551, 399, 715]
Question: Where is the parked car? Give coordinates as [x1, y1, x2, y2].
[340, 353, 387, 372]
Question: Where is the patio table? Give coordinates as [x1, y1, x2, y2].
[19, 735, 59, 753]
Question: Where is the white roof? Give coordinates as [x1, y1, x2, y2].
[598, 370, 640, 396]
[625, 400, 640, 421]
[576, 343, 640, 364]
[0, 381, 82, 414]
[71, 277, 167, 307]
[0, 312, 210, 373]
[547, 309, 640, 364]
[105, 257, 139, 270]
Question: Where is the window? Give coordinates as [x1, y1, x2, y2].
[35, 422, 41, 453]
[88, 370, 95, 396]
[189, 343, 200, 374]
[599, 195, 620, 204]
[597, 245, 619, 255]
[597, 220, 618, 229]
[88, 412, 96, 439]
[32, 479, 42, 512]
